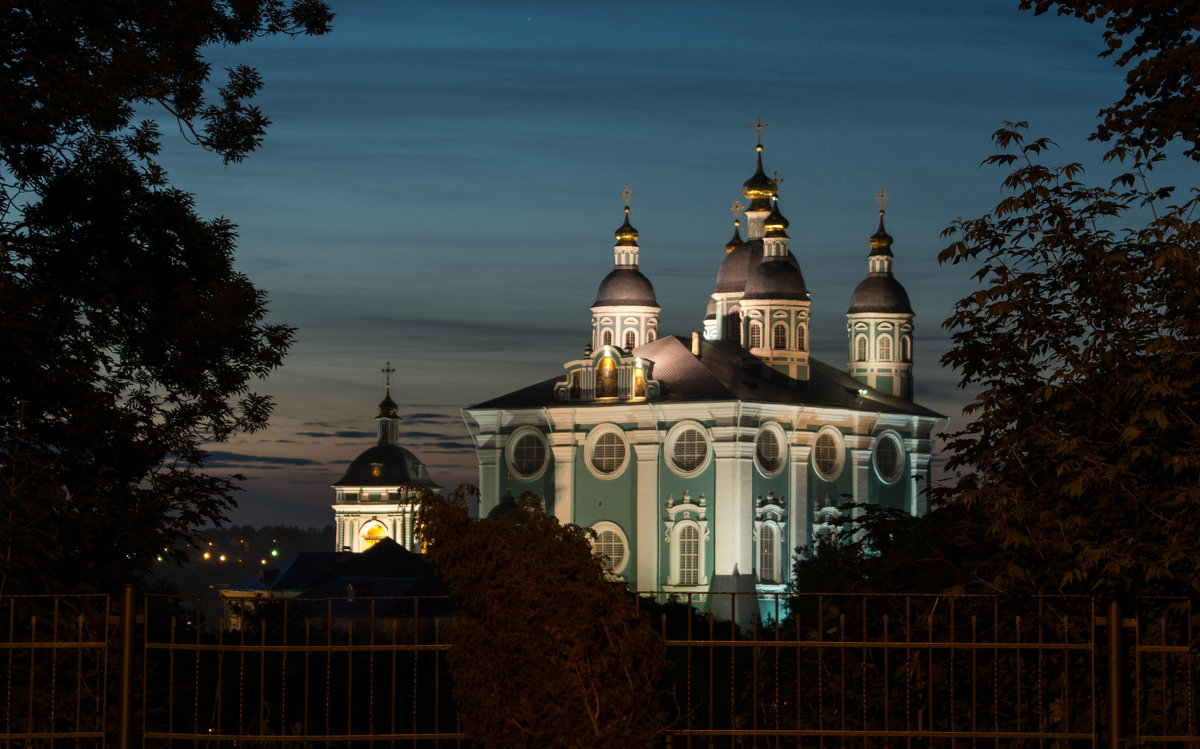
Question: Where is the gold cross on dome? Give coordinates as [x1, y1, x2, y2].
[730, 199, 744, 222]
[874, 187, 890, 211]
[773, 171, 784, 189]
[750, 116, 769, 145]
[381, 361, 395, 389]
[620, 183, 635, 209]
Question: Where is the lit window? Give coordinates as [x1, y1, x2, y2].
[361, 524, 387, 551]
[596, 356, 618, 398]
[591, 432, 625, 474]
[678, 525, 699, 585]
[874, 433, 905, 484]
[756, 427, 782, 475]
[796, 324, 806, 352]
[625, 330, 636, 350]
[672, 429, 707, 472]
[878, 335, 892, 362]
[773, 323, 787, 349]
[759, 525, 779, 584]
[855, 334, 868, 362]
[813, 429, 844, 480]
[509, 432, 546, 478]
[633, 366, 645, 398]
[749, 322, 763, 349]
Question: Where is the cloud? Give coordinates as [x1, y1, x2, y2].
[296, 429, 376, 439]
[206, 451, 328, 469]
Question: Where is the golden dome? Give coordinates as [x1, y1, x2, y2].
[741, 144, 777, 211]
[763, 199, 789, 238]
[614, 206, 639, 247]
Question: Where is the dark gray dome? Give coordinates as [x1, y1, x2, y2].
[333, 444, 440, 489]
[744, 256, 808, 300]
[486, 491, 520, 520]
[714, 239, 805, 298]
[594, 268, 657, 307]
[848, 276, 913, 314]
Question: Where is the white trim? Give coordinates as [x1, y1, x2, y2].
[753, 421, 788, 478]
[584, 423, 629, 479]
[505, 426, 549, 481]
[664, 420, 712, 478]
[591, 520, 630, 576]
[811, 426, 846, 481]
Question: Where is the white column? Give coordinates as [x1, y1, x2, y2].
[632, 442, 660, 592]
[788, 444, 811, 576]
[712, 439, 754, 576]
[550, 443, 577, 525]
[476, 447, 501, 517]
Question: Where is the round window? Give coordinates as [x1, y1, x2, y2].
[667, 423, 710, 477]
[589, 431, 626, 476]
[592, 522, 629, 575]
[507, 430, 547, 480]
[874, 433, 904, 484]
[755, 424, 786, 477]
[812, 428, 844, 481]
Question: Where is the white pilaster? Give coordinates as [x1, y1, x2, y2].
[476, 447, 501, 517]
[712, 439, 754, 575]
[632, 442, 660, 591]
[550, 443, 577, 525]
[788, 444, 811, 571]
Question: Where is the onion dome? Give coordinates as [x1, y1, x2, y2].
[725, 219, 743, 253]
[744, 254, 808, 300]
[848, 211, 913, 314]
[763, 200, 789, 239]
[741, 144, 777, 211]
[333, 444, 440, 489]
[378, 391, 399, 419]
[614, 206, 639, 247]
[487, 487, 520, 519]
[594, 268, 658, 306]
[868, 211, 893, 256]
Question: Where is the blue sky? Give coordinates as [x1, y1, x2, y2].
[156, 1, 1179, 527]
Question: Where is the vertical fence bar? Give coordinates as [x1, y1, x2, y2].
[1107, 599, 1125, 749]
[117, 584, 136, 749]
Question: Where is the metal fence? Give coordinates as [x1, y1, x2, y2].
[2, 590, 1198, 747]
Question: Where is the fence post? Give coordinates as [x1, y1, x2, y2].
[118, 584, 136, 749]
[1106, 599, 1125, 749]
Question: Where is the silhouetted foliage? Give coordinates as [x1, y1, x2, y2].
[1021, 0, 1200, 160]
[935, 123, 1200, 596]
[0, 1, 332, 595]
[418, 486, 667, 748]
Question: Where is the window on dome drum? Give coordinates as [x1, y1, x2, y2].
[796, 324, 806, 352]
[773, 323, 787, 350]
[759, 525, 778, 584]
[855, 334, 868, 361]
[725, 310, 741, 343]
[672, 428, 708, 472]
[361, 524, 387, 551]
[813, 431, 842, 479]
[591, 432, 625, 474]
[756, 428, 781, 474]
[902, 335, 911, 362]
[625, 330, 636, 350]
[878, 335, 892, 362]
[511, 433, 546, 477]
[647, 329, 656, 342]
[678, 525, 699, 585]
[749, 322, 763, 349]
[874, 434, 904, 484]
[595, 529, 625, 573]
[596, 356, 618, 398]
[602, 330, 613, 347]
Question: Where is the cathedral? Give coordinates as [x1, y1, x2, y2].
[464, 127, 944, 610]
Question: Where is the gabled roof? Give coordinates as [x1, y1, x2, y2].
[468, 335, 943, 418]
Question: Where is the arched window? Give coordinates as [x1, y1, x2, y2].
[759, 525, 779, 584]
[596, 356, 617, 398]
[624, 330, 636, 350]
[602, 330, 613, 347]
[855, 334, 868, 362]
[725, 310, 741, 343]
[647, 329, 656, 343]
[678, 525, 700, 585]
[772, 323, 787, 350]
[901, 335, 911, 362]
[878, 335, 892, 362]
[361, 523, 387, 551]
[796, 324, 806, 352]
[633, 365, 645, 398]
[749, 322, 763, 349]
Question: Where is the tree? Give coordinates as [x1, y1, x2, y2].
[1021, 1, 1200, 160]
[935, 122, 1200, 596]
[418, 487, 666, 749]
[0, 1, 333, 595]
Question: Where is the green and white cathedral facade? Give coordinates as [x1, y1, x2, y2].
[465, 134, 943, 615]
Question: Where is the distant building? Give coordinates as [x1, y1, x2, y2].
[464, 126, 944, 617]
[331, 366, 441, 553]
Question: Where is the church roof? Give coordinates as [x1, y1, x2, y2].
[593, 267, 658, 307]
[333, 443, 440, 489]
[468, 335, 941, 418]
[848, 275, 913, 314]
